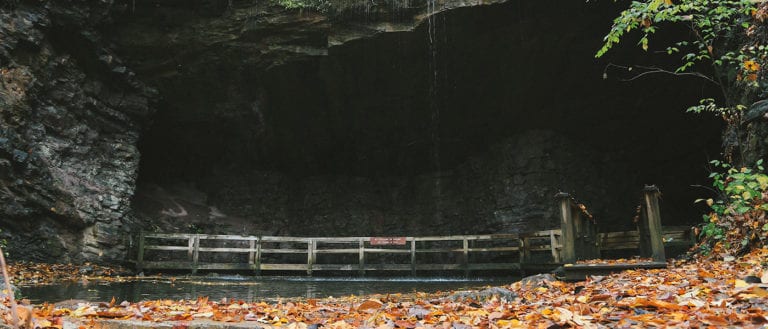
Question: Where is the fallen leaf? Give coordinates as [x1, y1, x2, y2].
[357, 299, 383, 312]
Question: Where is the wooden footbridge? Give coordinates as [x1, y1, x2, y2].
[134, 186, 696, 277]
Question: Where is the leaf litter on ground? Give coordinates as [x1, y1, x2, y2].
[3, 247, 768, 328]
[7, 262, 132, 286]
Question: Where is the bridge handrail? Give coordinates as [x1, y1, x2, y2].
[135, 225, 692, 275]
[135, 232, 554, 275]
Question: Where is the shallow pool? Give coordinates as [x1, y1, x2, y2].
[21, 276, 517, 304]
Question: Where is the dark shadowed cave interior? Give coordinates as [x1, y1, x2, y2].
[129, 0, 722, 238]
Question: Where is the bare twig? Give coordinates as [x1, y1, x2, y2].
[690, 184, 720, 195]
[603, 63, 720, 85]
[0, 247, 18, 329]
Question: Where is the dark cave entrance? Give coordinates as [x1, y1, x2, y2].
[133, 0, 722, 237]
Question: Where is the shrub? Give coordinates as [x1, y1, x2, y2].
[695, 159, 768, 256]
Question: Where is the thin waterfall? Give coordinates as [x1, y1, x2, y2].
[426, 0, 443, 226]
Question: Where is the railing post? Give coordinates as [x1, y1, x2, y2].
[549, 230, 561, 263]
[248, 238, 255, 265]
[136, 232, 145, 273]
[519, 237, 528, 264]
[359, 238, 366, 276]
[557, 192, 576, 264]
[573, 206, 599, 260]
[462, 238, 469, 278]
[188, 236, 195, 261]
[192, 235, 200, 275]
[638, 205, 651, 257]
[307, 239, 315, 276]
[584, 216, 599, 259]
[255, 236, 262, 276]
[410, 239, 416, 276]
[643, 185, 666, 262]
[248, 238, 257, 274]
[573, 208, 584, 259]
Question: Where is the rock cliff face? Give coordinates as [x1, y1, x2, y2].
[1, 0, 722, 263]
[0, 2, 154, 261]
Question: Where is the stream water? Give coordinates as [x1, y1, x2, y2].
[21, 276, 518, 304]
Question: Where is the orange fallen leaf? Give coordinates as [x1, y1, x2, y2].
[702, 315, 729, 326]
[95, 311, 132, 318]
[394, 319, 417, 328]
[356, 299, 383, 312]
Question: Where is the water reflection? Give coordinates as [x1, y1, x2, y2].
[21, 276, 517, 304]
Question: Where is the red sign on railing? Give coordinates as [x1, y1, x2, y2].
[370, 237, 407, 245]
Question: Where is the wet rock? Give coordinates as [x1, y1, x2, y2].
[447, 286, 516, 302]
[78, 266, 94, 275]
[520, 273, 557, 289]
[408, 306, 431, 319]
[0, 284, 20, 300]
[11, 150, 27, 163]
[53, 299, 91, 310]
[552, 266, 566, 280]
[744, 275, 762, 284]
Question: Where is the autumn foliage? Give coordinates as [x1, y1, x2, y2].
[6, 262, 129, 286]
[690, 160, 768, 261]
[0, 247, 766, 328]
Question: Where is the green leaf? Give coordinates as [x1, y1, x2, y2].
[648, 0, 664, 11]
[737, 206, 751, 214]
[757, 175, 768, 189]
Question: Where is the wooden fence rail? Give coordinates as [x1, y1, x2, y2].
[136, 233, 550, 275]
[556, 185, 674, 263]
[133, 186, 697, 277]
[135, 226, 693, 276]
[136, 230, 560, 275]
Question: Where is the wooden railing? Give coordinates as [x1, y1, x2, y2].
[599, 225, 696, 251]
[133, 184, 694, 276]
[557, 185, 690, 263]
[135, 232, 562, 275]
[133, 225, 694, 275]
[556, 192, 600, 263]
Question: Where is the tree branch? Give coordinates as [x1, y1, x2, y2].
[603, 63, 720, 85]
